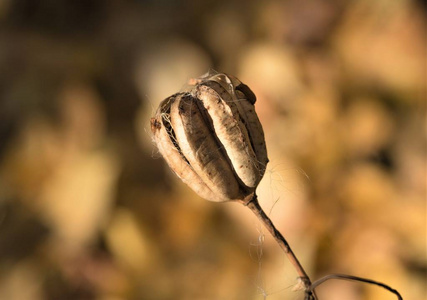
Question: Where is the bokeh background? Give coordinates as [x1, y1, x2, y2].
[0, 0, 425, 299]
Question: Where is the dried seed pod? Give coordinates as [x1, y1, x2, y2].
[151, 71, 268, 202]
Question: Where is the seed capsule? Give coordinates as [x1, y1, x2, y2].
[151, 71, 268, 202]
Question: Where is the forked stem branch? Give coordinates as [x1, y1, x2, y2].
[240, 193, 317, 300]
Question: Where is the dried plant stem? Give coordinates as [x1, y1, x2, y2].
[241, 193, 317, 300]
[240, 193, 403, 300]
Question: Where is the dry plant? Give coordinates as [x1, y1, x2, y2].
[150, 71, 403, 300]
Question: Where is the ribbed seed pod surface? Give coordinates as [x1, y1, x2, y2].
[151, 71, 268, 202]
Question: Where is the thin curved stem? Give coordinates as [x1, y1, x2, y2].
[239, 194, 403, 300]
[310, 274, 403, 300]
[240, 193, 317, 300]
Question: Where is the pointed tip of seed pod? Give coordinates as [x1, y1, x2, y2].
[236, 83, 257, 104]
[150, 117, 161, 133]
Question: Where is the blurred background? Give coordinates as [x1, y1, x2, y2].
[0, 0, 425, 299]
